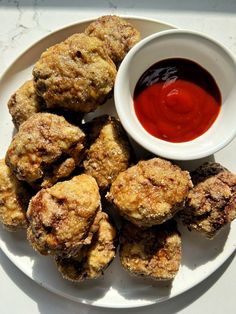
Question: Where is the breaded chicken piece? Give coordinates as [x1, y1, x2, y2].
[120, 220, 181, 280]
[85, 15, 141, 66]
[180, 163, 236, 239]
[0, 159, 30, 231]
[5, 113, 85, 188]
[7, 80, 44, 129]
[190, 162, 227, 185]
[27, 174, 101, 257]
[33, 33, 117, 113]
[107, 158, 192, 227]
[83, 115, 132, 190]
[7, 80, 84, 129]
[55, 211, 117, 281]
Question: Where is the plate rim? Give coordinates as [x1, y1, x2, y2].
[0, 14, 177, 86]
[0, 15, 235, 309]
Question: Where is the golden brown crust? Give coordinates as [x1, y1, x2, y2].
[83, 115, 132, 190]
[7, 80, 44, 129]
[107, 157, 192, 227]
[33, 33, 117, 113]
[180, 167, 236, 239]
[0, 159, 30, 231]
[55, 211, 116, 281]
[119, 220, 181, 280]
[85, 15, 141, 66]
[5, 112, 85, 188]
[27, 174, 101, 257]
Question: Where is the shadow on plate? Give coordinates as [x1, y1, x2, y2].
[104, 255, 172, 303]
[0, 225, 35, 258]
[175, 154, 215, 171]
[31, 250, 112, 304]
[178, 219, 230, 270]
[1, 247, 235, 314]
[10, 127, 17, 138]
[30, 243, 172, 306]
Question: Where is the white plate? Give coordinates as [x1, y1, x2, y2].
[0, 16, 236, 309]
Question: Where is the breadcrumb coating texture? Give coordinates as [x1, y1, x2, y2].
[180, 165, 236, 239]
[27, 174, 101, 257]
[120, 220, 181, 280]
[0, 159, 30, 231]
[85, 15, 141, 65]
[107, 157, 192, 227]
[33, 33, 117, 113]
[83, 115, 132, 190]
[55, 211, 117, 281]
[5, 113, 85, 188]
[7, 80, 44, 129]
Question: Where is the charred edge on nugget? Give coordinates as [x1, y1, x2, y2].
[190, 162, 228, 185]
[83, 115, 131, 146]
[180, 170, 236, 238]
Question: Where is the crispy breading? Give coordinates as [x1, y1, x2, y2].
[27, 174, 101, 257]
[180, 163, 236, 239]
[55, 211, 117, 281]
[33, 33, 117, 113]
[7, 80, 44, 129]
[5, 112, 85, 188]
[85, 15, 141, 66]
[7, 80, 84, 129]
[83, 115, 132, 190]
[0, 159, 30, 231]
[107, 157, 192, 227]
[190, 162, 227, 185]
[120, 220, 181, 280]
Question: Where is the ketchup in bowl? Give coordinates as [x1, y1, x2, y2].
[133, 58, 221, 143]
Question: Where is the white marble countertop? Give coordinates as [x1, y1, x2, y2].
[1, 1, 236, 313]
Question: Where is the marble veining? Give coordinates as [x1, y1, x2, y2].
[0, 0, 236, 75]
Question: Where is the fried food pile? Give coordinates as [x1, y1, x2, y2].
[1, 15, 236, 284]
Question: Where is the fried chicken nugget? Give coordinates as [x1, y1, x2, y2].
[55, 211, 117, 281]
[5, 113, 85, 188]
[33, 33, 117, 113]
[120, 220, 181, 280]
[107, 157, 192, 227]
[180, 162, 236, 239]
[190, 161, 227, 185]
[27, 174, 101, 256]
[7, 80, 44, 129]
[85, 15, 141, 66]
[0, 159, 30, 231]
[7, 80, 84, 129]
[83, 115, 132, 190]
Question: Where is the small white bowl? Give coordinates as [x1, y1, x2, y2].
[114, 29, 236, 160]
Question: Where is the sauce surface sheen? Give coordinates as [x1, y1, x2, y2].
[133, 58, 221, 143]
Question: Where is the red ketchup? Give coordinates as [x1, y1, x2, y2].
[133, 58, 221, 143]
